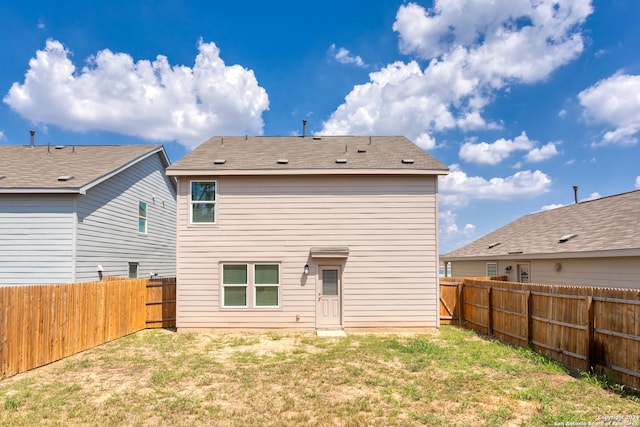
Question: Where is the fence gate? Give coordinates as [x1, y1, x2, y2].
[439, 281, 460, 324]
[146, 278, 176, 328]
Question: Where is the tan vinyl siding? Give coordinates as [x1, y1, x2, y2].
[450, 260, 490, 278]
[176, 174, 439, 329]
[451, 257, 640, 289]
[525, 257, 640, 288]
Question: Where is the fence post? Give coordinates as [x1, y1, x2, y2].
[585, 296, 594, 370]
[525, 290, 531, 346]
[457, 281, 465, 327]
[487, 286, 493, 336]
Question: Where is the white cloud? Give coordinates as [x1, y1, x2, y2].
[460, 132, 559, 164]
[538, 191, 599, 212]
[3, 39, 269, 149]
[0, 130, 5, 141]
[459, 131, 534, 165]
[525, 142, 559, 162]
[329, 44, 366, 67]
[578, 73, 640, 146]
[322, 0, 592, 143]
[636, 176, 640, 189]
[415, 132, 437, 150]
[580, 192, 601, 202]
[540, 203, 564, 211]
[439, 209, 476, 253]
[439, 163, 552, 207]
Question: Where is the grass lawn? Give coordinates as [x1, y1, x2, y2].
[1, 326, 638, 426]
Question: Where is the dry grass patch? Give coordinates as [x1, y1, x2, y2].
[1, 326, 638, 426]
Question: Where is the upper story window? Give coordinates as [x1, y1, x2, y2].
[138, 201, 147, 234]
[190, 181, 216, 224]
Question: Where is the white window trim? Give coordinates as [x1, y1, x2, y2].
[190, 180, 217, 225]
[138, 201, 147, 234]
[221, 263, 248, 308]
[128, 262, 139, 279]
[486, 262, 497, 277]
[220, 263, 281, 309]
[253, 264, 280, 308]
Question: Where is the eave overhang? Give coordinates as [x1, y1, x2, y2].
[166, 168, 449, 177]
[441, 248, 640, 262]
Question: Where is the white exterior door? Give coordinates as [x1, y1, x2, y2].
[316, 266, 342, 328]
[518, 264, 530, 283]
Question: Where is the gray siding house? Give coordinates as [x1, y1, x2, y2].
[0, 142, 177, 285]
[441, 190, 640, 289]
[166, 136, 449, 331]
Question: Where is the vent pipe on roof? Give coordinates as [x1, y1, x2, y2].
[302, 120, 307, 137]
[573, 185, 578, 204]
[29, 130, 35, 147]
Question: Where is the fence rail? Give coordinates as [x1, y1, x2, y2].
[439, 277, 640, 390]
[0, 277, 176, 379]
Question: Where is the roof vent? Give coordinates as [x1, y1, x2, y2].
[401, 159, 415, 164]
[335, 158, 348, 164]
[57, 175, 74, 181]
[0, 175, 5, 180]
[488, 242, 501, 249]
[313, 136, 322, 140]
[213, 159, 226, 165]
[277, 159, 289, 164]
[508, 251, 523, 254]
[54, 145, 65, 150]
[357, 148, 367, 153]
[559, 233, 577, 243]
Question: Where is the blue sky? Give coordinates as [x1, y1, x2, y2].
[1, 0, 639, 253]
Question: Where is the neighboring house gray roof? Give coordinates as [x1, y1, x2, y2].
[442, 189, 640, 260]
[166, 136, 449, 176]
[0, 144, 172, 194]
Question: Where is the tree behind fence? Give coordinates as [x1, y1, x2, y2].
[0, 278, 156, 379]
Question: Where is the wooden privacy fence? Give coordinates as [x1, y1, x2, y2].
[0, 277, 176, 379]
[440, 277, 640, 390]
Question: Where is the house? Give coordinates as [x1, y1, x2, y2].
[166, 135, 449, 331]
[440, 190, 640, 289]
[0, 137, 177, 285]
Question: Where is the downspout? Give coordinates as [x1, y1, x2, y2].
[435, 177, 441, 329]
[71, 196, 78, 282]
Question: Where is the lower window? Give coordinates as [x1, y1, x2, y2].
[486, 262, 497, 277]
[222, 263, 280, 308]
[128, 262, 139, 279]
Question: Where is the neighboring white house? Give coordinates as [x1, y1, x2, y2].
[166, 135, 449, 331]
[441, 190, 640, 289]
[0, 140, 177, 285]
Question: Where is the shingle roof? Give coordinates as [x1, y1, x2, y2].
[441, 190, 640, 260]
[166, 136, 449, 175]
[0, 144, 167, 193]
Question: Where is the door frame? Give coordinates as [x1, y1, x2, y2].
[315, 264, 343, 329]
[517, 263, 530, 283]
